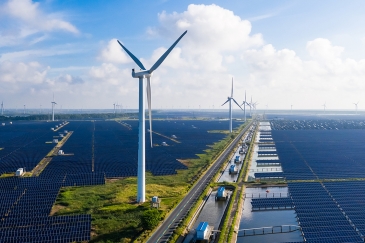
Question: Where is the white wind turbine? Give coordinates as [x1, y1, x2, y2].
[322, 103, 326, 113]
[253, 102, 258, 116]
[240, 91, 249, 122]
[118, 30, 187, 203]
[51, 94, 57, 121]
[248, 96, 253, 117]
[353, 102, 359, 114]
[113, 102, 116, 115]
[221, 78, 243, 133]
[1, 101, 3, 115]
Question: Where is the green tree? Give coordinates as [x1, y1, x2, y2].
[140, 209, 161, 230]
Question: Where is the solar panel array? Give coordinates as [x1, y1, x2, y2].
[251, 197, 293, 210]
[0, 122, 56, 175]
[271, 119, 365, 130]
[289, 182, 364, 243]
[0, 120, 242, 242]
[324, 181, 365, 237]
[253, 119, 365, 242]
[0, 177, 90, 243]
[254, 172, 285, 179]
[270, 129, 365, 180]
[40, 120, 241, 178]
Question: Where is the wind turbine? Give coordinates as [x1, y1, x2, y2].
[248, 96, 253, 117]
[322, 103, 326, 113]
[51, 94, 57, 121]
[1, 101, 3, 115]
[240, 91, 249, 121]
[113, 102, 116, 115]
[221, 78, 243, 133]
[118, 30, 187, 203]
[23, 105, 26, 115]
[353, 102, 359, 114]
[251, 101, 258, 117]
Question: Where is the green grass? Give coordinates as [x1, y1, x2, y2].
[207, 130, 230, 134]
[53, 175, 189, 243]
[52, 126, 243, 243]
[0, 172, 14, 178]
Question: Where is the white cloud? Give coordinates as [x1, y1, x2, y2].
[147, 4, 264, 71]
[242, 39, 365, 109]
[98, 39, 132, 64]
[3, 3, 365, 110]
[89, 63, 131, 86]
[0, 60, 48, 85]
[152, 4, 263, 51]
[0, 46, 83, 62]
[306, 38, 344, 60]
[0, 0, 79, 47]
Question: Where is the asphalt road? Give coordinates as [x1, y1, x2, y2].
[147, 120, 255, 243]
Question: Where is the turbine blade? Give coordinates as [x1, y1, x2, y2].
[146, 77, 153, 148]
[149, 30, 187, 73]
[231, 78, 233, 97]
[233, 98, 243, 110]
[117, 40, 146, 70]
[221, 99, 230, 106]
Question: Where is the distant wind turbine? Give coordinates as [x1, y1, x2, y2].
[252, 101, 258, 117]
[322, 103, 327, 113]
[1, 101, 3, 115]
[221, 78, 243, 133]
[354, 102, 359, 114]
[240, 91, 249, 122]
[23, 105, 26, 115]
[118, 30, 187, 203]
[51, 94, 57, 121]
[248, 96, 253, 117]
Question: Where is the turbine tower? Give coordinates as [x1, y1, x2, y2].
[51, 94, 57, 121]
[221, 78, 243, 133]
[23, 105, 26, 115]
[1, 101, 3, 115]
[113, 102, 116, 114]
[240, 91, 249, 121]
[248, 96, 253, 117]
[251, 101, 258, 117]
[322, 103, 326, 113]
[353, 102, 359, 114]
[118, 30, 187, 203]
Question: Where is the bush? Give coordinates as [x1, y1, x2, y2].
[140, 209, 161, 230]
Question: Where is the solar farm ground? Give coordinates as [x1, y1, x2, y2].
[0, 119, 244, 243]
[251, 119, 365, 243]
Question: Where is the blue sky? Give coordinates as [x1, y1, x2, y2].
[1, 0, 365, 110]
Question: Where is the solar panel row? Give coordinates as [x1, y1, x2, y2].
[288, 182, 363, 243]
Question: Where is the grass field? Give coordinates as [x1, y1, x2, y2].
[52, 124, 245, 243]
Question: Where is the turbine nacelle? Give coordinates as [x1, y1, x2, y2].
[132, 69, 153, 78]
